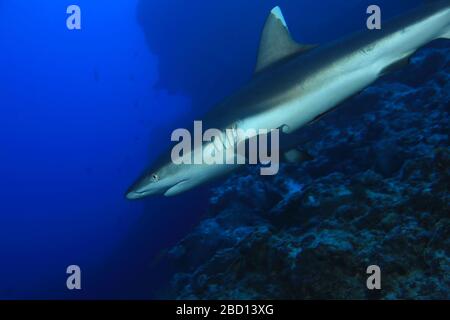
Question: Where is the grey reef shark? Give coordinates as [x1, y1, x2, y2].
[126, 0, 450, 199]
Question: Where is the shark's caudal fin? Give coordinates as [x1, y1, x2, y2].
[255, 6, 316, 74]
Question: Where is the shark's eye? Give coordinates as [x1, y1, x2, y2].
[151, 174, 159, 182]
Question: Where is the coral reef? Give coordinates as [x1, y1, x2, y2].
[167, 44, 450, 299]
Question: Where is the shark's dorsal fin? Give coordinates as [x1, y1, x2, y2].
[255, 6, 316, 74]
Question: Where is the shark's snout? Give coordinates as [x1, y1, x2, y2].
[125, 176, 192, 199]
[125, 176, 159, 200]
[125, 189, 146, 200]
[125, 170, 191, 200]
[125, 177, 167, 199]
[125, 186, 161, 200]
[125, 186, 146, 200]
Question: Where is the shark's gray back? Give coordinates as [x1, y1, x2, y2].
[202, 1, 449, 131]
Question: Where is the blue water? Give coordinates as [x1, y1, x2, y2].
[0, 0, 423, 299]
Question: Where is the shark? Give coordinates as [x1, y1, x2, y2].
[126, 0, 450, 199]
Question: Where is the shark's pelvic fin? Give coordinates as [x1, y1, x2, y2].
[255, 6, 316, 74]
[380, 55, 412, 76]
[283, 148, 314, 164]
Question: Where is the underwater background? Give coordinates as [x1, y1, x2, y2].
[0, 0, 448, 299]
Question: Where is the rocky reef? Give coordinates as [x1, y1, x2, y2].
[167, 43, 450, 299]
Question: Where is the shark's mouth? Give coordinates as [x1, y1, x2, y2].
[133, 179, 188, 197]
[127, 179, 188, 199]
[164, 179, 190, 197]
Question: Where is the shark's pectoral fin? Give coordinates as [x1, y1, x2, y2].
[255, 6, 317, 74]
[380, 55, 413, 76]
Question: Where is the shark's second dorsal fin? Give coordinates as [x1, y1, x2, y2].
[255, 6, 316, 74]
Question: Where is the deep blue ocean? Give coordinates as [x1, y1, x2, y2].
[2, 0, 447, 300]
